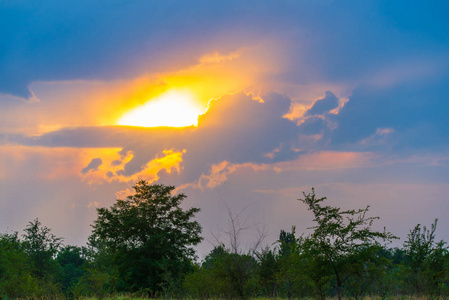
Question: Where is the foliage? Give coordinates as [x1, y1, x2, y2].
[276, 227, 305, 299]
[56, 245, 88, 297]
[0, 232, 39, 298]
[298, 188, 397, 300]
[183, 263, 215, 299]
[403, 219, 449, 296]
[89, 180, 202, 295]
[2, 185, 449, 299]
[187, 245, 258, 299]
[279, 227, 296, 257]
[256, 247, 279, 297]
[72, 268, 112, 299]
[22, 218, 64, 280]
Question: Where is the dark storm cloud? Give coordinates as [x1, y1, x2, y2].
[282, 75, 449, 153]
[101, 93, 300, 180]
[81, 158, 102, 174]
[194, 93, 298, 163]
[305, 91, 339, 116]
[4, 126, 189, 149]
[329, 77, 449, 150]
[5, 69, 449, 182]
[3, 92, 299, 180]
[295, 91, 340, 138]
[298, 116, 328, 136]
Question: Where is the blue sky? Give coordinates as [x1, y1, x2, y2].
[1, 1, 449, 256]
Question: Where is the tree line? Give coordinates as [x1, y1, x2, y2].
[0, 181, 448, 299]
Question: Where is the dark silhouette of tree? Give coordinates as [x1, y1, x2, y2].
[22, 218, 63, 280]
[299, 188, 397, 300]
[403, 219, 448, 296]
[277, 227, 303, 299]
[56, 245, 87, 297]
[188, 245, 257, 299]
[279, 227, 296, 257]
[0, 232, 38, 298]
[256, 247, 279, 297]
[89, 180, 202, 295]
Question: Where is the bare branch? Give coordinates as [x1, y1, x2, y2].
[211, 199, 268, 255]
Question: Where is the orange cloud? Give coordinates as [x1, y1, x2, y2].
[181, 160, 266, 191]
[7, 45, 279, 136]
[178, 151, 379, 191]
[0, 145, 185, 187]
[81, 149, 185, 184]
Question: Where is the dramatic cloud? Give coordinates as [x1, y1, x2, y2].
[305, 91, 339, 117]
[1, 1, 449, 254]
[5, 92, 299, 182]
[329, 78, 449, 151]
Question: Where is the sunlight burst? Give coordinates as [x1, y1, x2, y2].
[117, 90, 204, 127]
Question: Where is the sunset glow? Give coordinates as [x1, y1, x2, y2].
[2, 0, 449, 267]
[117, 90, 204, 127]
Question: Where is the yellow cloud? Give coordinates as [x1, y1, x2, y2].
[80, 149, 185, 184]
[0, 145, 184, 186]
[9, 42, 286, 135]
[183, 160, 265, 191]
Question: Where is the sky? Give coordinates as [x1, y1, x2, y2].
[1, 0, 449, 257]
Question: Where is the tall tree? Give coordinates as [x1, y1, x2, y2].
[56, 245, 87, 297]
[299, 188, 397, 300]
[89, 180, 202, 295]
[22, 218, 63, 280]
[403, 219, 448, 295]
[0, 232, 39, 298]
[277, 227, 303, 300]
[256, 247, 279, 297]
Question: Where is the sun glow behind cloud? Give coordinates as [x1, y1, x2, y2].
[117, 90, 204, 127]
[6, 46, 279, 135]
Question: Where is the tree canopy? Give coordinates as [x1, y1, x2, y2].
[299, 188, 397, 300]
[89, 180, 202, 295]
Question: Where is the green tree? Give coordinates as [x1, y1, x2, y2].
[56, 245, 87, 297]
[403, 219, 448, 296]
[256, 247, 279, 297]
[299, 188, 397, 300]
[341, 244, 391, 299]
[424, 240, 448, 296]
[21, 218, 63, 297]
[298, 237, 332, 300]
[279, 227, 296, 257]
[22, 218, 63, 280]
[0, 232, 39, 298]
[201, 245, 234, 298]
[89, 180, 202, 295]
[183, 263, 215, 299]
[277, 228, 304, 299]
[72, 267, 111, 299]
[194, 245, 258, 299]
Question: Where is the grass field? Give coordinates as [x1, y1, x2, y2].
[79, 296, 441, 300]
